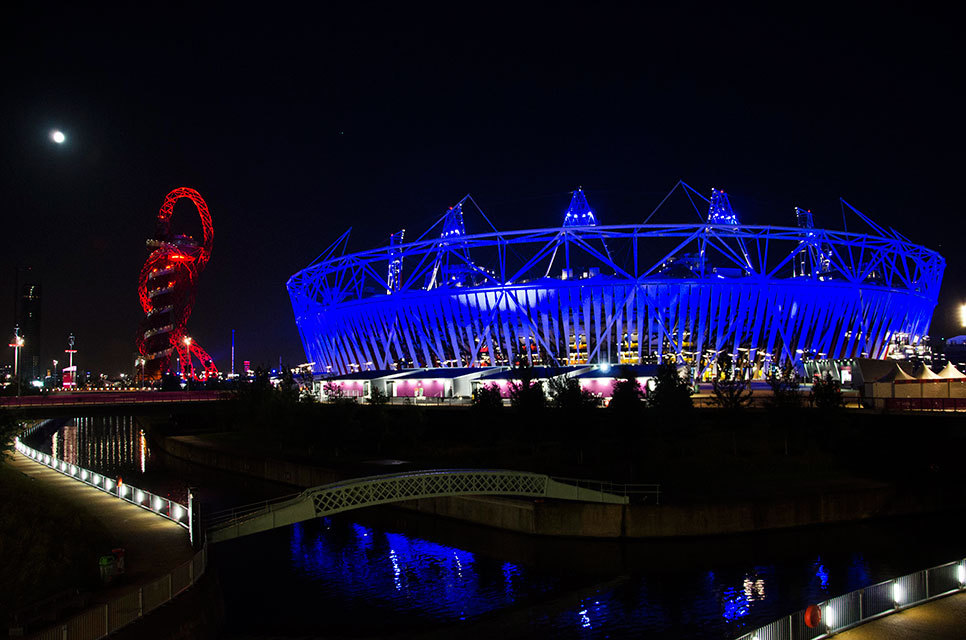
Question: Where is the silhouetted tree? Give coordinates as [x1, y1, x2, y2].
[366, 386, 389, 405]
[608, 368, 646, 413]
[507, 362, 546, 412]
[811, 373, 845, 411]
[711, 377, 753, 410]
[764, 366, 802, 412]
[647, 362, 692, 412]
[322, 379, 347, 403]
[277, 368, 300, 404]
[710, 352, 753, 410]
[471, 383, 503, 412]
[0, 409, 22, 461]
[547, 375, 601, 411]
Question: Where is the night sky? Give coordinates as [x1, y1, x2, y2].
[2, 4, 963, 375]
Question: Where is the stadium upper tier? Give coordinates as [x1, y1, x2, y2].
[287, 184, 944, 377]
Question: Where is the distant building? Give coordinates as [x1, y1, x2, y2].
[18, 283, 42, 380]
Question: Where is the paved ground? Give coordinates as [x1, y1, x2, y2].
[834, 591, 966, 639]
[8, 450, 194, 623]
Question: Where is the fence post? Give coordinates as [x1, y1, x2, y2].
[138, 587, 143, 616]
[105, 602, 109, 635]
[859, 588, 863, 620]
[168, 573, 173, 599]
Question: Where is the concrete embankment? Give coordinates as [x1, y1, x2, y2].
[161, 434, 955, 538]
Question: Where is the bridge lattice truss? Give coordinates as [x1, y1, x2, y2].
[206, 469, 645, 543]
[288, 219, 944, 375]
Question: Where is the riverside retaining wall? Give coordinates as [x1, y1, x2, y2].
[161, 434, 948, 538]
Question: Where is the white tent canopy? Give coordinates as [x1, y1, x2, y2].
[938, 362, 966, 379]
[876, 365, 917, 382]
[916, 364, 942, 380]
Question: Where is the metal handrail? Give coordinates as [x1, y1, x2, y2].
[734, 558, 966, 640]
[206, 469, 661, 533]
[23, 544, 208, 640]
[14, 438, 190, 530]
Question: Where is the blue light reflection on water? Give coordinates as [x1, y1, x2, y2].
[216, 513, 966, 639]
[815, 556, 830, 591]
[288, 516, 548, 624]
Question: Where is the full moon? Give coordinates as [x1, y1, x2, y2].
[50, 130, 66, 144]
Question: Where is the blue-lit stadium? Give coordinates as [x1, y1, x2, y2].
[287, 183, 944, 380]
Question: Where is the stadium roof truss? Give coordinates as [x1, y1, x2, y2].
[288, 183, 944, 376]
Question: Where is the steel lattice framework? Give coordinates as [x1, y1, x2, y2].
[287, 184, 944, 376]
[206, 469, 638, 543]
[137, 188, 218, 380]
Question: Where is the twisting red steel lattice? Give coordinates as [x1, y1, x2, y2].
[137, 188, 218, 380]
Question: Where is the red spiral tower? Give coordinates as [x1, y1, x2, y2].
[137, 187, 218, 380]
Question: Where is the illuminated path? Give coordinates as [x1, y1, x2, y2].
[206, 469, 644, 543]
[832, 592, 966, 639]
[8, 450, 192, 631]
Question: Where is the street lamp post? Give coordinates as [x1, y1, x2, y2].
[9, 326, 24, 396]
[65, 333, 77, 368]
[183, 336, 194, 381]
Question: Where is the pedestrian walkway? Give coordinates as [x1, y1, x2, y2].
[833, 591, 966, 639]
[8, 450, 193, 630]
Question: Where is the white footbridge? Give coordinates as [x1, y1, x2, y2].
[206, 469, 658, 543]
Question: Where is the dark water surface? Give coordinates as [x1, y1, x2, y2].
[214, 508, 966, 639]
[26, 417, 966, 638]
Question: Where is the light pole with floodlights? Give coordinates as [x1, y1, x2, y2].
[9, 327, 24, 396]
[183, 336, 194, 381]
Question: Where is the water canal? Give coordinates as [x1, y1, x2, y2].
[24, 417, 966, 639]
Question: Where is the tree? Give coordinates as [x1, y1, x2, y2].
[608, 368, 646, 413]
[507, 362, 546, 412]
[547, 375, 601, 411]
[811, 373, 845, 411]
[471, 383, 503, 412]
[277, 367, 300, 404]
[764, 366, 802, 412]
[709, 352, 753, 411]
[322, 380, 346, 403]
[710, 377, 754, 410]
[0, 409, 23, 462]
[366, 386, 389, 405]
[647, 362, 692, 412]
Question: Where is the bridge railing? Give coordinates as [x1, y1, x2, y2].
[14, 438, 190, 530]
[25, 545, 207, 640]
[204, 491, 303, 530]
[734, 558, 966, 640]
[550, 475, 662, 504]
[0, 390, 232, 408]
[204, 469, 661, 534]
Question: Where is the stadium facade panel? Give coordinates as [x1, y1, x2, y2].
[288, 185, 944, 378]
